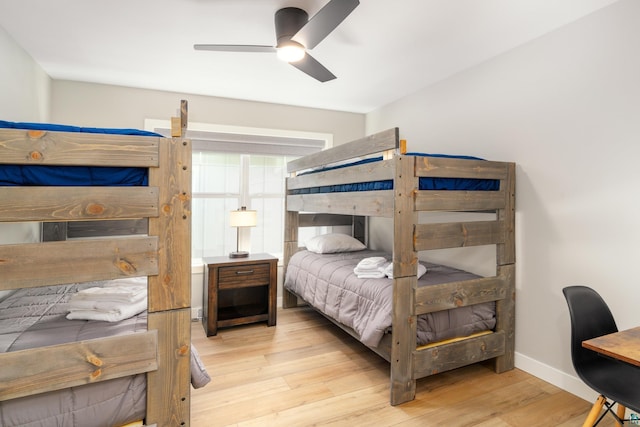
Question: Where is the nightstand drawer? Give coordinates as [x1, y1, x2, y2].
[217, 263, 270, 289]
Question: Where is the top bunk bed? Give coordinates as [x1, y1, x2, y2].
[282, 128, 515, 406]
[0, 101, 193, 426]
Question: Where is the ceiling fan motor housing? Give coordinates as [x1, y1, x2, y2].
[275, 7, 308, 47]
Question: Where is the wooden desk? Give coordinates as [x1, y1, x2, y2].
[582, 326, 640, 367]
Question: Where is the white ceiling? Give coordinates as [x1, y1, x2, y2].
[0, 0, 618, 113]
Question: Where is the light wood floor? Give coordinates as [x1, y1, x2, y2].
[191, 307, 614, 427]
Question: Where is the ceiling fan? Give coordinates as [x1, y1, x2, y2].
[194, 0, 360, 82]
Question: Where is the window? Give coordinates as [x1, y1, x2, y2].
[145, 120, 330, 265]
[192, 151, 295, 260]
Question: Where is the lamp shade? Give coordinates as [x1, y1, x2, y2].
[230, 207, 257, 228]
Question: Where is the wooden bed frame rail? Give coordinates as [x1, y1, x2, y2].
[0, 101, 192, 425]
[283, 127, 515, 405]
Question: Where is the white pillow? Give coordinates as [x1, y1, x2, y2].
[305, 233, 366, 254]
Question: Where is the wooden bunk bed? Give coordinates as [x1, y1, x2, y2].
[0, 101, 193, 425]
[283, 128, 515, 405]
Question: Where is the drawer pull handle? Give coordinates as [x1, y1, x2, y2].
[235, 270, 254, 275]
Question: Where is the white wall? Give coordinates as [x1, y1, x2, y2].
[51, 80, 364, 146]
[0, 25, 50, 122]
[366, 0, 639, 402]
[0, 24, 49, 250]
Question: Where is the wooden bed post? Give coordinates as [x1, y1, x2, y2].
[283, 168, 302, 309]
[494, 162, 516, 373]
[390, 154, 419, 405]
[283, 206, 300, 309]
[147, 100, 192, 425]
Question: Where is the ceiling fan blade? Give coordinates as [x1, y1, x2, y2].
[291, 0, 359, 50]
[290, 53, 336, 82]
[194, 44, 276, 53]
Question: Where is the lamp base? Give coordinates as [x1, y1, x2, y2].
[229, 251, 250, 258]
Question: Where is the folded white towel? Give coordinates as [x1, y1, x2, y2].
[66, 277, 148, 322]
[354, 270, 387, 279]
[355, 257, 387, 270]
[382, 263, 393, 278]
[353, 258, 389, 278]
[70, 284, 146, 304]
[357, 256, 387, 267]
[383, 263, 428, 279]
[66, 297, 147, 322]
[67, 298, 145, 312]
[102, 277, 147, 287]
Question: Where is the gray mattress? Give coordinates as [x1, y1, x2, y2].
[0, 282, 209, 427]
[284, 250, 496, 348]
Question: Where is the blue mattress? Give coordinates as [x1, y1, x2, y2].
[0, 121, 161, 186]
[291, 153, 499, 194]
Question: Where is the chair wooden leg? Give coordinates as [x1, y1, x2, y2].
[583, 395, 606, 427]
[616, 404, 626, 427]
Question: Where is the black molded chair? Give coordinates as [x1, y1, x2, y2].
[563, 286, 640, 426]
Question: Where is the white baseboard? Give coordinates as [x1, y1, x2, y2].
[515, 352, 598, 403]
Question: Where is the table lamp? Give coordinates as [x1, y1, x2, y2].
[229, 206, 257, 258]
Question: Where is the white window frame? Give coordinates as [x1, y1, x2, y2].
[145, 120, 333, 153]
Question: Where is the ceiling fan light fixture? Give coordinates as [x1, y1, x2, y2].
[276, 42, 306, 63]
[194, 0, 360, 81]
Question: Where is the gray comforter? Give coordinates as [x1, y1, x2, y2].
[0, 282, 210, 427]
[284, 250, 496, 347]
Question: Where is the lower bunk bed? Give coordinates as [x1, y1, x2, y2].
[0, 101, 200, 426]
[285, 249, 496, 350]
[283, 128, 516, 405]
[0, 279, 210, 426]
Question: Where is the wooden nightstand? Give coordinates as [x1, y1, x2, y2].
[202, 253, 277, 336]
